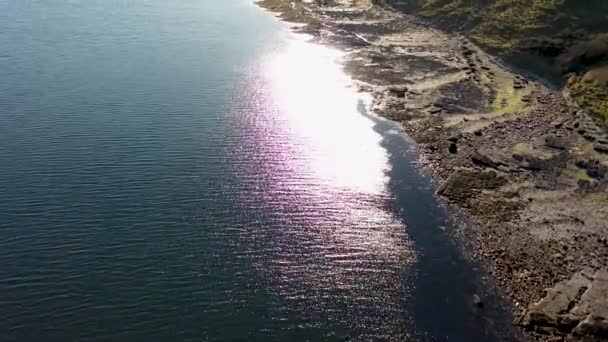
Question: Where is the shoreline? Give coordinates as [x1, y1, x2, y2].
[255, 1, 608, 341]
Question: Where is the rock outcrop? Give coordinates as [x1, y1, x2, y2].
[521, 270, 608, 338]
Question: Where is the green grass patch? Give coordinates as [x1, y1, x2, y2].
[567, 75, 608, 123]
[512, 143, 554, 160]
[578, 169, 594, 182]
[414, 0, 607, 51]
[491, 82, 524, 114]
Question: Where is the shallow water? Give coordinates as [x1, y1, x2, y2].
[1, 0, 515, 340]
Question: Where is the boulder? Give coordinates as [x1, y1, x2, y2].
[448, 132, 462, 143]
[438, 168, 506, 204]
[471, 149, 506, 169]
[521, 270, 608, 338]
[571, 270, 608, 337]
[388, 85, 408, 98]
[472, 294, 484, 308]
[513, 153, 546, 171]
[545, 136, 568, 150]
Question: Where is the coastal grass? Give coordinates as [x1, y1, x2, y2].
[491, 82, 524, 115]
[512, 143, 554, 160]
[416, 0, 607, 50]
[409, 0, 608, 123]
[567, 75, 608, 124]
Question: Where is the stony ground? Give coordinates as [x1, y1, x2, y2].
[257, 0, 608, 340]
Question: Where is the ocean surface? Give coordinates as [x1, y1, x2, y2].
[0, 1, 516, 341]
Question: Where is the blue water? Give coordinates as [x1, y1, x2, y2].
[0, 0, 517, 341]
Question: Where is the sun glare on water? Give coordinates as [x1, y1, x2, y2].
[263, 35, 389, 195]
[228, 30, 416, 334]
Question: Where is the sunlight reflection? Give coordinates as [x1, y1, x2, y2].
[264, 35, 388, 195]
[236, 33, 416, 330]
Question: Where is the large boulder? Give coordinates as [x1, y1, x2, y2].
[521, 270, 608, 338]
[437, 168, 506, 205]
[471, 149, 507, 169]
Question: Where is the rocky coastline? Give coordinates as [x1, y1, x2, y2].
[256, 0, 608, 341]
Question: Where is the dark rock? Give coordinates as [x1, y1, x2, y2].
[576, 159, 607, 179]
[449, 142, 458, 154]
[388, 86, 408, 98]
[578, 179, 595, 192]
[515, 157, 545, 171]
[545, 136, 568, 150]
[583, 133, 597, 142]
[471, 149, 506, 169]
[438, 169, 507, 204]
[512, 146, 556, 171]
[429, 107, 443, 115]
[594, 143, 608, 154]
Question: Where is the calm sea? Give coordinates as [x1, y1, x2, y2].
[0, 1, 516, 341]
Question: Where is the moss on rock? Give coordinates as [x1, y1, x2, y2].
[567, 74, 608, 124]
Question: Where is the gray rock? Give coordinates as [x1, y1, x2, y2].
[471, 149, 506, 169]
[571, 270, 608, 336]
[545, 136, 567, 150]
[513, 154, 545, 171]
[521, 270, 608, 337]
[551, 119, 566, 128]
[552, 252, 564, 260]
[472, 294, 484, 308]
[448, 132, 462, 143]
[388, 86, 408, 98]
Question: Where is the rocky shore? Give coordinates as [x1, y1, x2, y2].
[256, 0, 608, 341]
